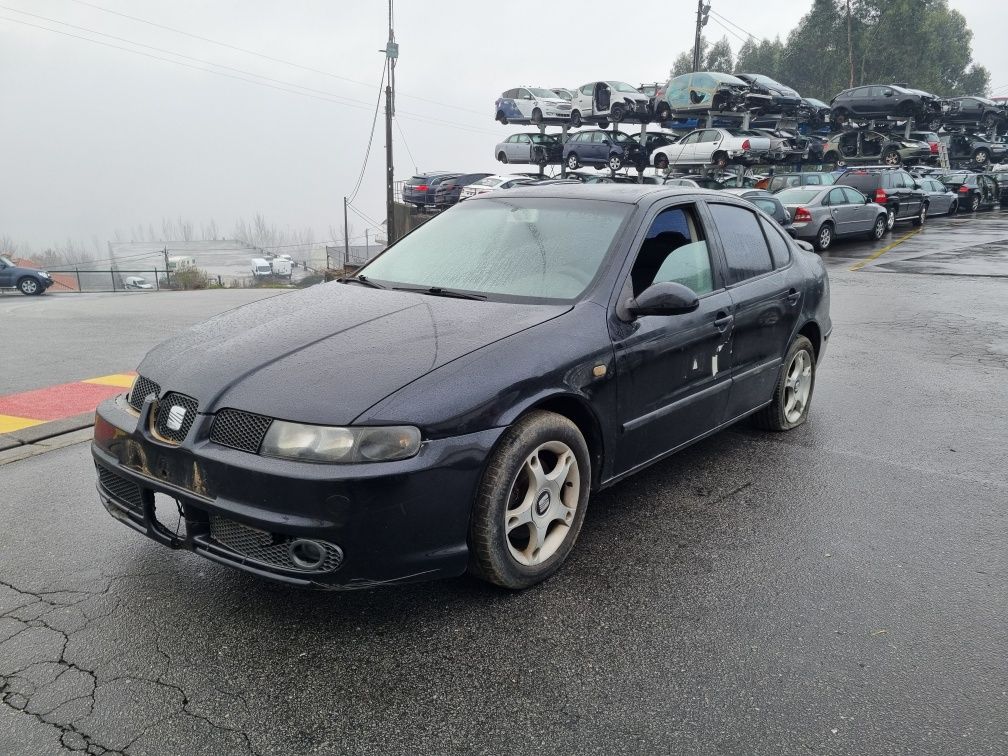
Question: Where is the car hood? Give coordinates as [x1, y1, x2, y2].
[137, 284, 569, 425]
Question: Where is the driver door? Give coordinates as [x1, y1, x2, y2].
[610, 203, 733, 474]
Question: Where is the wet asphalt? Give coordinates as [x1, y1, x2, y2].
[1, 210, 1007, 755]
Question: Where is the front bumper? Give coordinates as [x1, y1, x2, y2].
[92, 395, 504, 589]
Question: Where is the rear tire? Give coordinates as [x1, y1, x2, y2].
[752, 336, 816, 432]
[882, 148, 901, 166]
[468, 411, 591, 589]
[948, 200, 958, 216]
[815, 222, 834, 251]
[610, 103, 625, 123]
[871, 214, 887, 240]
[570, 110, 582, 128]
[608, 155, 622, 172]
[531, 108, 543, 125]
[655, 154, 669, 170]
[656, 102, 671, 121]
[972, 148, 990, 166]
[497, 152, 508, 164]
[566, 153, 579, 170]
[712, 151, 728, 168]
[496, 110, 508, 126]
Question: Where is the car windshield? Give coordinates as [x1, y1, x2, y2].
[776, 188, 823, 204]
[529, 88, 559, 98]
[609, 81, 639, 93]
[0, 256, 13, 266]
[752, 74, 785, 90]
[937, 173, 970, 183]
[529, 134, 557, 144]
[609, 131, 634, 143]
[804, 98, 828, 107]
[473, 177, 503, 187]
[358, 198, 631, 302]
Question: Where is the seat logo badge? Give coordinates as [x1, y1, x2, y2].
[535, 490, 551, 517]
[166, 405, 187, 432]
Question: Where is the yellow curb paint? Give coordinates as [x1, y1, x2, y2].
[0, 414, 46, 433]
[849, 229, 921, 272]
[82, 373, 137, 388]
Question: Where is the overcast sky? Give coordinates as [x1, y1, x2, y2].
[1, 0, 1002, 250]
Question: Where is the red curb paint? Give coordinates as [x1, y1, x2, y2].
[0, 382, 125, 422]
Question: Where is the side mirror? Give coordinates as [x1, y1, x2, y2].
[625, 282, 699, 318]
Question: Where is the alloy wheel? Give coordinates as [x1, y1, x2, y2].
[886, 209, 896, 230]
[971, 195, 980, 212]
[873, 216, 886, 239]
[504, 441, 580, 567]
[19, 278, 38, 295]
[609, 156, 622, 171]
[567, 154, 578, 170]
[817, 225, 832, 250]
[783, 350, 813, 424]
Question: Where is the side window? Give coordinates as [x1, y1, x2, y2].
[806, 175, 822, 185]
[517, 134, 530, 143]
[842, 187, 866, 204]
[682, 132, 700, 144]
[760, 218, 791, 268]
[580, 84, 593, 95]
[827, 188, 849, 206]
[518, 89, 532, 99]
[707, 203, 774, 285]
[628, 206, 713, 297]
[751, 198, 778, 216]
[503, 89, 517, 99]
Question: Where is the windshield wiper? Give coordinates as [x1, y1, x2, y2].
[341, 275, 385, 289]
[393, 286, 486, 301]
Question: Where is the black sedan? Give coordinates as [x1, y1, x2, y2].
[92, 185, 831, 590]
[0, 256, 55, 295]
[936, 171, 1001, 212]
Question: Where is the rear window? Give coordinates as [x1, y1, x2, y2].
[408, 176, 430, 184]
[474, 177, 504, 188]
[775, 188, 821, 204]
[836, 174, 879, 192]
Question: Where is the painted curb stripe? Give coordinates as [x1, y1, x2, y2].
[0, 372, 136, 423]
[849, 229, 921, 272]
[0, 414, 46, 434]
[82, 373, 137, 389]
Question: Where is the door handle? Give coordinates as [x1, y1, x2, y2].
[786, 288, 801, 305]
[713, 312, 733, 332]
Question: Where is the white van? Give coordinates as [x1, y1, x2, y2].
[270, 257, 292, 278]
[124, 276, 154, 290]
[251, 258, 273, 278]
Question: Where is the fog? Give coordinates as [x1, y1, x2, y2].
[1, 0, 1002, 253]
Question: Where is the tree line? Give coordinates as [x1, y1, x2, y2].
[670, 0, 990, 101]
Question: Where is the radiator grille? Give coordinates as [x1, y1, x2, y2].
[96, 466, 143, 512]
[209, 409, 273, 454]
[209, 516, 343, 573]
[127, 375, 160, 412]
[153, 392, 199, 445]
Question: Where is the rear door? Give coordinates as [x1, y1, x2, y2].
[611, 202, 734, 473]
[704, 201, 803, 419]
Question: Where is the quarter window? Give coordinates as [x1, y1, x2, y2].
[629, 206, 713, 297]
[707, 203, 774, 285]
[760, 218, 791, 268]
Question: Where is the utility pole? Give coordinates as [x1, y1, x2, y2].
[365, 229, 369, 259]
[343, 196, 350, 268]
[383, 0, 398, 244]
[692, 1, 710, 73]
[162, 245, 169, 285]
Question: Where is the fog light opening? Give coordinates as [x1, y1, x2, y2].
[153, 492, 187, 539]
[288, 539, 327, 570]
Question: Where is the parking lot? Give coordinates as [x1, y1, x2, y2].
[2, 211, 1007, 755]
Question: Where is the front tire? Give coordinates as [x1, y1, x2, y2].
[972, 148, 990, 166]
[469, 411, 591, 589]
[496, 110, 508, 126]
[970, 194, 980, 212]
[497, 151, 508, 164]
[886, 208, 896, 230]
[608, 155, 622, 172]
[610, 103, 625, 123]
[752, 336, 816, 431]
[570, 110, 582, 128]
[17, 277, 41, 296]
[882, 148, 901, 166]
[654, 154, 669, 170]
[531, 108, 543, 125]
[911, 202, 927, 227]
[712, 151, 728, 168]
[948, 199, 958, 216]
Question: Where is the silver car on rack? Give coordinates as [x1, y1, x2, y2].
[775, 185, 889, 251]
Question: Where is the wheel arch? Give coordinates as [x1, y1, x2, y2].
[499, 393, 606, 488]
[796, 320, 823, 361]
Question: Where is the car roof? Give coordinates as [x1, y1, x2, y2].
[471, 183, 714, 204]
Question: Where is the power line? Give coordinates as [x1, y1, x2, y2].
[64, 0, 484, 116]
[708, 15, 749, 46]
[709, 9, 760, 41]
[0, 14, 499, 136]
[347, 63, 387, 204]
[394, 117, 419, 174]
[346, 204, 384, 231]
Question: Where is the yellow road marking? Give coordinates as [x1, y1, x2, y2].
[849, 229, 921, 272]
[0, 414, 45, 433]
[82, 373, 137, 388]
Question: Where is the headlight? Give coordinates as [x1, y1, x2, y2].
[260, 421, 421, 463]
[39, 271, 51, 278]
